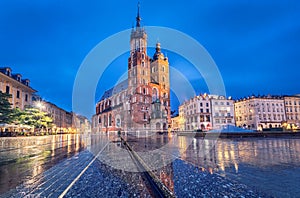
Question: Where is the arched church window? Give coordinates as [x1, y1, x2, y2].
[116, 118, 121, 127]
[152, 88, 158, 102]
[108, 114, 112, 126]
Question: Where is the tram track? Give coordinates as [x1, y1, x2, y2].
[3, 133, 175, 197]
[121, 136, 175, 198]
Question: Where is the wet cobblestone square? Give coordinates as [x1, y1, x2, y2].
[1, 133, 300, 197]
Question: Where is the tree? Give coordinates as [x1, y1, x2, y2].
[19, 108, 53, 131]
[0, 92, 14, 124]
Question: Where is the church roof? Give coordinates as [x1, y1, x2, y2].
[99, 79, 128, 101]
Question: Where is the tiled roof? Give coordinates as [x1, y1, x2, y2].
[99, 79, 128, 101]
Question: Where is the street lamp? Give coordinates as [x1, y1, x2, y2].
[34, 100, 45, 134]
[35, 101, 45, 111]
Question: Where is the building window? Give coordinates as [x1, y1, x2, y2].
[17, 90, 20, 98]
[25, 94, 28, 102]
[206, 109, 209, 113]
[98, 116, 101, 123]
[206, 115, 210, 122]
[6, 86, 10, 94]
[200, 115, 204, 122]
[206, 103, 209, 107]
[200, 103, 203, 107]
[108, 114, 112, 126]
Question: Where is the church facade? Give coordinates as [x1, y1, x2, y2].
[92, 7, 171, 132]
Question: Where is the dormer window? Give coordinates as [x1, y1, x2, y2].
[6, 68, 11, 76]
[16, 74, 22, 82]
[24, 79, 30, 86]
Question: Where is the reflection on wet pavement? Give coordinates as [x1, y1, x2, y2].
[0, 134, 88, 194]
[1, 133, 300, 197]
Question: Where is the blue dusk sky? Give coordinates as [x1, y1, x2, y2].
[0, 0, 299, 118]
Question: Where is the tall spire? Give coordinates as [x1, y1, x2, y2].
[136, 2, 141, 28]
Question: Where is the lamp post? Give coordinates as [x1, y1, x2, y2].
[35, 101, 45, 134]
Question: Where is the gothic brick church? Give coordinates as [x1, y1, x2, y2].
[93, 5, 171, 132]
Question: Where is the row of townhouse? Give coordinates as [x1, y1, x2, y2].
[172, 94, 300, 131]
[0, 66, 90, 132]
[235, 95, 300, 130]
[173, 94, 235, 131]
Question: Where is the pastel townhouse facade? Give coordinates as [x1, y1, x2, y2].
[170, 115, 180, 132]
[283, 95, 300, 129]
[179, 94, 212, 131]
[0, 67, 36, 110]
[234, 96, 286, 130]
[179, 94, 235, 131]
[210, 95, 235, 129]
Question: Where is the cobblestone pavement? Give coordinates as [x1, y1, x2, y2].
[2, 138, 153, 198]
[1, 133, 300, 197]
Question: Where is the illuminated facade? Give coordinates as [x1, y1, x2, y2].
[93, 6, 171, 132]
[180, 94, 212, 131]
[234, 95, 286, 130]
[42, 101, 73, 130]
[210, 95, 235, 129]
[170, 115, 180, 132]
[178, 105, 185, 131]
[34, 98, 90, 133]
[283, 95, 300, 129]
[0, 67, 36, 110]
[179, 94, 234, 131]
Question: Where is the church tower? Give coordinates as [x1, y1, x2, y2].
[150, 43, 171, 130]
[94, 3, 172, 132]
[127, 3, 152, 129]
[128, 3, 151, 94]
